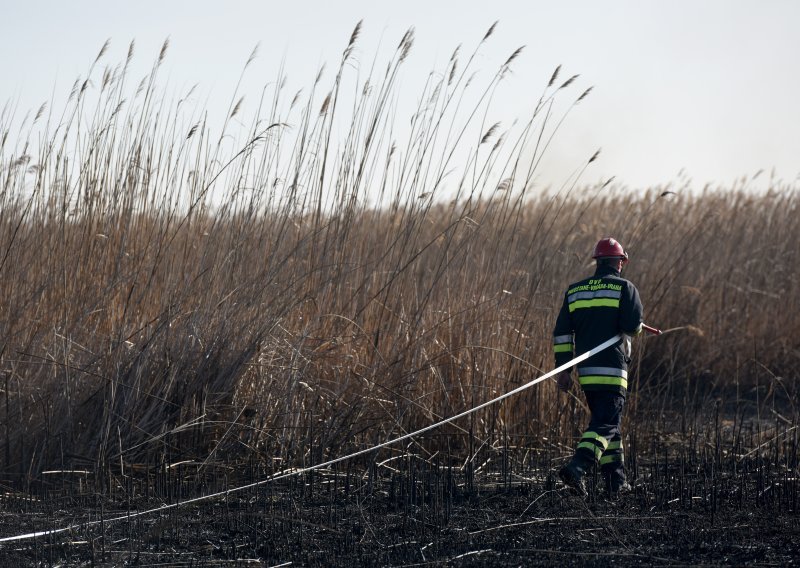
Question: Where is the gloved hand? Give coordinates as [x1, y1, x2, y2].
[556, 370, 573, 392]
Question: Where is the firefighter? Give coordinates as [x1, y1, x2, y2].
[553, 237, 643, 496]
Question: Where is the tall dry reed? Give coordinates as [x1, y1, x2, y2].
[0, 24, 797, 486]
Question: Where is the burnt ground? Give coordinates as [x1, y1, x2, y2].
[0, 408, 798, 566]
[0, 454, 797, 566]
[0, 485, 796, 567]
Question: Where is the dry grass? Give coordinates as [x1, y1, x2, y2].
[0, 24, 797, 486]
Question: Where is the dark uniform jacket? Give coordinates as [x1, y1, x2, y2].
[552, 264, 643, 395]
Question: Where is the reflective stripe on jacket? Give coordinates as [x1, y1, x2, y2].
[552, 264, 643, 395]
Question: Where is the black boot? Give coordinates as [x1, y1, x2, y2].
[558, 463, 587, 496]
[604, 471, 631, 497]
[611, 480, 631, 495]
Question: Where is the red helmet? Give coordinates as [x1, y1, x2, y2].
[592, 237, 628, 261]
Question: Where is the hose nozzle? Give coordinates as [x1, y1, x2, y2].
[642, 323, 662, 336]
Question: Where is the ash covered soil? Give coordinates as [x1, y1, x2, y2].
[1, 464, 797, 567]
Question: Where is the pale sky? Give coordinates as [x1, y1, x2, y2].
[2, 0, 799, 191]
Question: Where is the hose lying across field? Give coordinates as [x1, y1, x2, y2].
[0, 334, 623, 544]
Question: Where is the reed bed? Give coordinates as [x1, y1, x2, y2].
[0, 22, 797, 504]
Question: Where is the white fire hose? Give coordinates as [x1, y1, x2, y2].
[0, 327, 661, 544]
